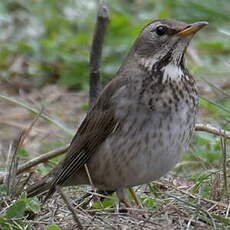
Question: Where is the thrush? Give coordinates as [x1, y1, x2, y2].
[27, 19, 208, 206]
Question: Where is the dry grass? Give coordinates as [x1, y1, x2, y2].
[9, 177, 229, 229]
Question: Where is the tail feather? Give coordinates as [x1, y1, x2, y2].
[27, 179, 51, 198]
[27, 167, 60, 199]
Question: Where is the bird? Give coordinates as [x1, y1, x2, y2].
[27, 19, 208, 207]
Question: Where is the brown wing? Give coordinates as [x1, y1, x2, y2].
[45, 77, 127, 199]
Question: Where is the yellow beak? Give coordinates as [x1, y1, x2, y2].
[177, 21, 208, 36]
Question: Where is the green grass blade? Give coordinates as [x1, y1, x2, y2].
[0, 94, 74, 136]
[199, 96, 230, 114]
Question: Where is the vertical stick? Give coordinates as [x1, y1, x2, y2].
[89, 0, 110, 107]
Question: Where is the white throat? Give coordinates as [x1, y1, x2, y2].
[138, 55, 186, 83]
[162, 64, 184, 82]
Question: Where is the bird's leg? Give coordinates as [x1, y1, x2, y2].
[121, 199, 132, 208]
[116, 188, 131, 211]
[128, 187, 143, 208]
[129, 188, 148, 219]
[117, 188, 143, 209]
[117, 188, 147, 217]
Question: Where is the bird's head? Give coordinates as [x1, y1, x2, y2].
[133, 19, 208, 67]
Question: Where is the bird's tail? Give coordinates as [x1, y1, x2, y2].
[26, 166, 60, 200]
[26, 178, 51, 198]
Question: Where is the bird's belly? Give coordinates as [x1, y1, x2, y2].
[88, 107, 195, 190]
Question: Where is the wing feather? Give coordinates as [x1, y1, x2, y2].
[45, 77, 127, 200]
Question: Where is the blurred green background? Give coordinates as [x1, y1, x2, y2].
[0, 0, 229, 89]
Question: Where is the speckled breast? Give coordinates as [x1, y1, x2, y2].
[88, 80, 198, 190]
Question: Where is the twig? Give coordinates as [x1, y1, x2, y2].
[15, 172, 33, 196]
[225, 202, 230, 218]
[84, 164, 94, 186]
[17, 146, 67, 174]
[89, 0, 110, 107]
[0, 146, 68, 184]
[195, 123, 230, 139]
[56, 185, 84, 230]
[5, 141, 19, 195]
[221, 137, 229, 199]
[6, 112, 41, 195]
[152, 181, 228, 209]
[167, 192, 220, 228]
[84, 164, 103, 206]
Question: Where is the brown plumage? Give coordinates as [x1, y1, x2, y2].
[27, 19, 208, 204]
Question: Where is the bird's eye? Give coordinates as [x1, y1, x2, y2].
[155, 26, 167, 36]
